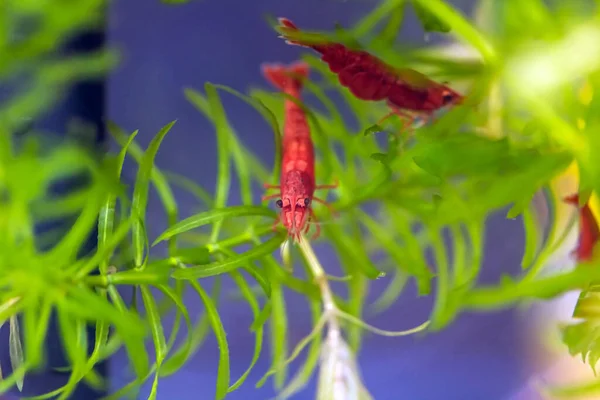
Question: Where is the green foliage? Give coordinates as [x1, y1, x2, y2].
[411, 1, 451, 33]
[0, 0, 116, 133]
[4, 0, 600, 399]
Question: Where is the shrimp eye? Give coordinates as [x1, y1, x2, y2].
[276, 199, 283, 208]
[304, 198, 311, 206]
[442, 91, 455, 104]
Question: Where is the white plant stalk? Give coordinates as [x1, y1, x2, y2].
[271, 235, 429, 400]
[296, 235, 372, 400]
[0, 297, 23, 390]
[9, 314, 24, 391]
[317, 328, 373, 400]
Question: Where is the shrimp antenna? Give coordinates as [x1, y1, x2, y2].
[262, 13, 280, 30]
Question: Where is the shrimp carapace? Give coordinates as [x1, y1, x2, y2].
[260, 61, 337, 241]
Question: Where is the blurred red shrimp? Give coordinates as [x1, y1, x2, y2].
[564, 194, 600, 262]
[261, 61, 337, 241]
[275, 17, 463, 130]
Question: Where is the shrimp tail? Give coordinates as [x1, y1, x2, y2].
[276, 17, 307, 47]
[276, 18, 300, 45]
[261, 61, 310, 92]
[276, 17, 331, 49]
[275, 17, 394, 101]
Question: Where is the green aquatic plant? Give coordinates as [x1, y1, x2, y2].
[4, 0, 600, 399]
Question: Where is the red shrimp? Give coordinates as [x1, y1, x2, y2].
[261, 61, 337, 241]
[275, 18, 463, 129]
[564, 194, 600, 262]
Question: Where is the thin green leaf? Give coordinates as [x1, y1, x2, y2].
[204, 83, 232, 244]
[165, 171, 213, 207]
[256, 315, 327, 388]
[172, 234, 285, 279]
[335, 309, 430, 336]
[251, 300, 272, 332]
[108, 122, 179, 252]
[411, 0, 451, 33]
[463, 264, 600, 310]
[369, 270, 409, 315]
[352, 0, 406, 38]
[141, 285, 167, 397]
[98, 130, 138, 273]
[98, 200, 117, 274]
[213, 84, 282, 184]
[171, 246, 210, 265]
[75, 218, 132, 279]
[358, 209, 433, 293]
[188, 280, 230, 400]
[66, 285, 149, 379]
[153, 205, 276, 245]
[98, 128, 138, 266]
[44, 189, 104, 264]
[228, 271, 264, 391]
[131, 120, 177, 267]
[411, 0, 497, 64]
[377, 1, 407, 43]
[157, 283, 194, 377]
[521, 203, 542, 269]
[269, 273, 288, 389]
[141, 286, 167, 361]
[274, 296, 322, 400]
[428, 228, 452, 330]
[55, 309, 87, 399]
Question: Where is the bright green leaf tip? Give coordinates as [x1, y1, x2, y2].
[364, 124, 384, 136]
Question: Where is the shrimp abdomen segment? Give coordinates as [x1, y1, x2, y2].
[282, 136, 315, 178]
[317, 49, 396, 102]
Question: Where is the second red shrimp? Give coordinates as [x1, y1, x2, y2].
[275, 18, 464, 129]
[564, 194, 600, 262]
[261, 61, 337, 241]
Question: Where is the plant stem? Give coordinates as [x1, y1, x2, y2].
[84, 275, 109, 287]
[297, 235, 342, 397]
[0, 297, 21, 320]
[297, 236, 375, 400]
[297, 235, 338, 322]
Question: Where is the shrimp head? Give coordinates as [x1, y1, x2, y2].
[427, 86, 463, 110]
[276, 170, 314, 239]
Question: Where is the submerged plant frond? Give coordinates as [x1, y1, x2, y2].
[5, 0, 600, 399]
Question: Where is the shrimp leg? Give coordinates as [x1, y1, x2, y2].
[270, 214, 282, 233]
[312, 196, 338, 217]
[263, 183, 281, 191]
[378, 108, 413, 126]
[378, 106, 422, 136]
[303, 216, 312, 234]
[262, 193, 281, 201]
[315, 178, 339, 190]
[308, 208, 321, 240]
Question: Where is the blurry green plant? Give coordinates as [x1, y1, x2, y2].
[4, 0, 600, 399]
